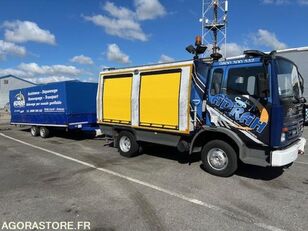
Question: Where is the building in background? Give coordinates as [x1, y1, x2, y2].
[278, 47, 308, 123]
[277, 47, 308, 99]
[0, 75, 35, 110]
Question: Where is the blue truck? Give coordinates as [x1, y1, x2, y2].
[10, 81, 98, 138]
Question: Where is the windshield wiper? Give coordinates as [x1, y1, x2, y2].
[292, 97, 300, 104]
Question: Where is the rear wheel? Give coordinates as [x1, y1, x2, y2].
[30, 126, 39, 137]
[39, 127, 50, 138]
[201, 140, 238, 177]
[117, 131, 139, 157]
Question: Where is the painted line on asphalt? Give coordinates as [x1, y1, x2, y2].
[0, 132, 286, 231]
[295, 161, 308, 165]
[254, 223, 286, 231]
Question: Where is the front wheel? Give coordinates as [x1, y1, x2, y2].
[201, 140, 238, 177]
[117, 131, 139, 157]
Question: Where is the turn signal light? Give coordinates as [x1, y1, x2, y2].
[282, 127, 289, 133]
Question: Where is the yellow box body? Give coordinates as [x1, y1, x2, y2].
[98, 62, 193, 134]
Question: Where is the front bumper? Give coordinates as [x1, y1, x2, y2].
[271, 138, 306, 166]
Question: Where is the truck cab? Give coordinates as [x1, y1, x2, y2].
[192, 51, 306, 175]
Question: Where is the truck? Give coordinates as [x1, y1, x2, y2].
[10, 81, 98, 138]
[97, 43, 306, 177]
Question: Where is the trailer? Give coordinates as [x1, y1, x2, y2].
[97, 47, 306, 177]
[10, 81, 98, 138]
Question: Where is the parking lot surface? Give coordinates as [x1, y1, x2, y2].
[0, 124, 308, 231]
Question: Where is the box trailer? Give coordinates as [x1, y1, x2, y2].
[97, 49, 306, 177]
[10, 81, 98, 138]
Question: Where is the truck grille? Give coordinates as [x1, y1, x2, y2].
[284, 104, 304, 142]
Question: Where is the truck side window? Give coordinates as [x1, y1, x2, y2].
[247, 76, 256, 95]
[210, 69, 223, 95]
[227, 66, 268, 98]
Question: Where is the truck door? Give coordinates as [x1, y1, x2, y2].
[205, 67, 225, 126]
[207, 64, 271, 146]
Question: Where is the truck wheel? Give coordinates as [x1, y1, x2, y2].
[39, 127, 50, 138]
[201, 140, 238, 177]
[117, 131, 139, 157]
[30, 126, 39, 137]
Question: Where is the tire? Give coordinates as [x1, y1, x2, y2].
[201, 140, 238, 177]
[30, 126, 39, 137]
[117, 131, 139, 157]
[39, 127, 50, 138]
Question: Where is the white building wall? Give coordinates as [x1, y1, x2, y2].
[0, 76, 35, 109]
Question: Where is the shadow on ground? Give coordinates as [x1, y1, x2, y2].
[235, 163, 284, 180]
[18, 126, 101, 141]
[142, 144, 284, 180]
[138, 143, 200, 164]
[14, 125, 284, 180]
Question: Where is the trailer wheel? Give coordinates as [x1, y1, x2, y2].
[30, 126, 39, 137]
[117, 131, 139, 157]
[201, 140, 238, 177]
[39, 127, 50, 138]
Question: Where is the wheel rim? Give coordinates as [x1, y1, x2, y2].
[207, 148, 228, 171]
[31, 127, 36, 135]
[119, 136, 131, 152]
[40, 129, 45, 137]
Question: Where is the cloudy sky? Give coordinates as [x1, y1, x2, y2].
[0, 0, 308, 83]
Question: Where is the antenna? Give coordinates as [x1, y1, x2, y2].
[200, 0, 228, 60]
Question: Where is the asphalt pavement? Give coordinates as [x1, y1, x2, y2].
[0, 124, 307, 231]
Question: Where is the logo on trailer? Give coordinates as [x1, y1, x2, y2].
[13, 92, 25, 108]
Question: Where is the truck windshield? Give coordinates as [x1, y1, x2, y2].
[276, 58, 302, 100]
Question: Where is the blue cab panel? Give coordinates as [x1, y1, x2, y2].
[9, 81, 98, 129]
